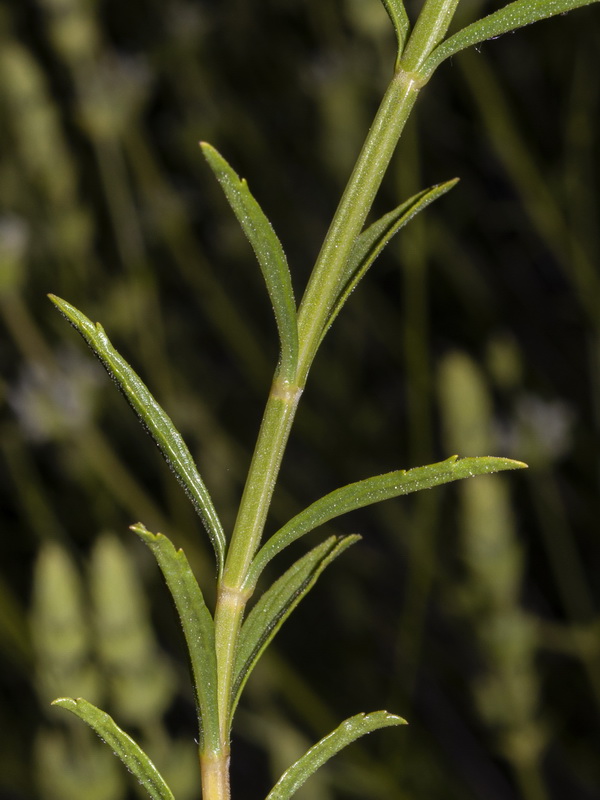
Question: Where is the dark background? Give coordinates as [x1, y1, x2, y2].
[1, 1, 599, 798]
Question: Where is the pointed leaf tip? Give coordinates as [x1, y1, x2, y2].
[249, 455, 525, 585]
[52, 697, 175, 800]
[265, 710, 406, 799]
[322, 178, 459, 341]
[130, 523, 220, 754]
[49, 295, 226, 575]
[200, 142, 299, 380]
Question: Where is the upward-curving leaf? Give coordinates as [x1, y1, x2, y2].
[231, 534, 359, 722]
[200, 142, 298, 381]
[247, 455, 527, 589]
[380, 0, 411, 66]
[422, 0, 600, 78]
[321, 178, 458, 342]
[49, 295, 226, 576]
[131, 523, 220, 755]
[265, 710, 407, 800]
[52, 697, 175, 800]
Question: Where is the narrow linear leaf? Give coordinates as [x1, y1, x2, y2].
[323, 179, 458, 340]
[49, 295, 226, 576]
[52, 697, 174, 800]
[265, 710, 407, 800]
[380, 0, 411, 65]
[131, 523, 220, 755]
[348, 179, 458, 286]
[231, 534, 359, 719]
[200, 142, 298, 380]
[422, 0, 600, 77]
[248, 455, 527, 586]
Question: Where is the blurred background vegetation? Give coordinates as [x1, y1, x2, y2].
[1, 0, 599, 798]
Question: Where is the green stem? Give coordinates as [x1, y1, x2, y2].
[400, 0, 460, 73]
[224, 376, 303, 589]
[214, 375, 302, 741]
[212, 67, 425, 774]
[209, 1, 461, 783]
[296, 66, 424, 381]
[215, 73, 419, 764]
[212, 71, 422, 760]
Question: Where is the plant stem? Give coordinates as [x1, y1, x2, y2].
[200, 750, 231, 800]
[211, 72, 424, 783]
[296, 66, 424, 381]
[209, 2, 464, 788]
[211, 69, 425, 791]
[400, 0, 460, 73]
[223, 377, 303, 589]
[214, 376, 302, 742]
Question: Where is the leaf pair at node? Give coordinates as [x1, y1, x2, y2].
[54, 698, 407, 800]
[384, 0, 600, 77]
[201, 143, 459, 376]
[49, 290, 525, 799]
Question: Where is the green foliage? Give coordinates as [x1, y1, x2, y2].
[322, 178, 459, 340]
[48, 295, 226, 575]
[423, 0, 600, 77]
[30, 538, 197, 800]
[200, 143, 299, 382]
[232, 535, 361, 719]
[49, 289, 523, 796]
[130, 524, 221, 754]
[379, 0, 411, 65]
[2, 0, 598, 798]
[52, 698, 175, 800]
[247, 455, 525, 589]
[264, 711, 407, 800]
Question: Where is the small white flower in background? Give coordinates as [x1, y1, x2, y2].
[77, 55, 152, 140]
[496, 393, 574, 466]
[9, 348, 103, 442]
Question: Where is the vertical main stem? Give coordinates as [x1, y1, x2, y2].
[399, 0, 460, 73]
[223, 377, 303, 590]
[222, 70, 425, 599]
[214, 375, 302, 745]
[200, 751, 231, 800]
[210, 68, 424, 773]
[296, 67, 424, 382]
[208, 29, 444, 792]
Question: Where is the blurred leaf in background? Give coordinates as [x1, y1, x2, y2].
[1, 1, 599, 798]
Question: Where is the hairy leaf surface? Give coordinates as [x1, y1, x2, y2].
[49, 295, 226, 575]
[380, 0, 410, 64]
[265, 710, 407, 799]
[248, 455, 526, 587]
[423, 0, 600, 77]
[231, 534, 359, 719]
[131, 523, 220, 754]
[323, 179, 458, 339]
[52, 697, 174, 800]
[201, 142, 298, 380]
